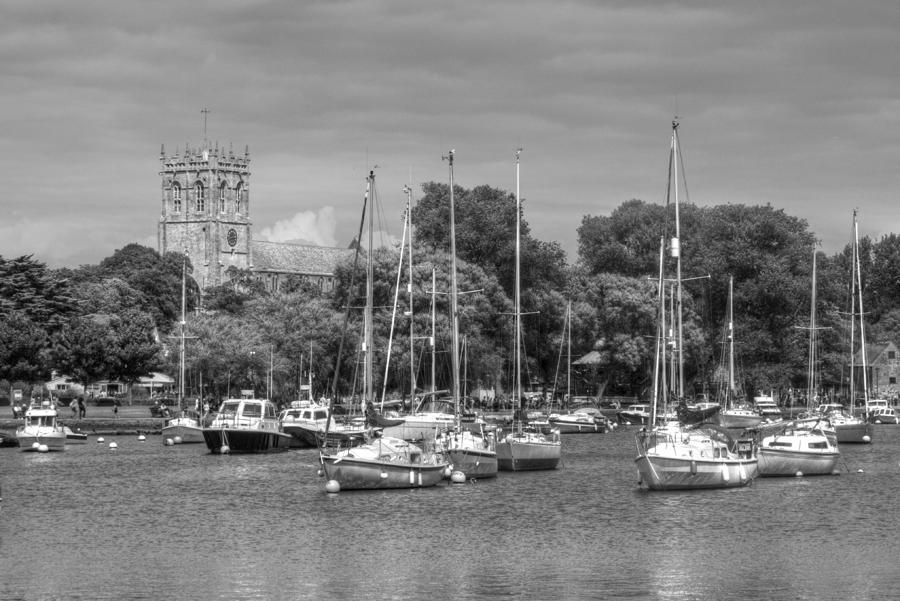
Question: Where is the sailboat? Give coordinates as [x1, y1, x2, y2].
[162, 254, 204, 443]
[548, 301, 608, 433]
[439, 150, 498, 479]
[717, 276, 764, 430]
[496, 149, 562, 471]
[819, 210, 873, 444]
[318, 170, 448, 492]
[757, 248, 841, 476]
[634, 120, 758, 490]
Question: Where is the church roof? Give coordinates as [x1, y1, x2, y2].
[251, 240, 353, 276]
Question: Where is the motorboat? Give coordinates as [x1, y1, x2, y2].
[753, 394, 784, 422]
[868, 406, 899, 424]
[548, 411, 607, 433]
[616, 403, 651, 426]
[161, 411, 205, 444]
[202, 397, 293, 453]
[63, 426, 88, 443]
[757, 418, 840, 476]
[280, 402, 369, 448]
[16, 400, 67, 451]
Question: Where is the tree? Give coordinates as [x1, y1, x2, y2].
[0, 311, 52, 383]
[107, 309, 164, 401]
[52, 315, 118, 390]
[0, 254, 78, 330]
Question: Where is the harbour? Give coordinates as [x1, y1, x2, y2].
[1, 423, 898, 601]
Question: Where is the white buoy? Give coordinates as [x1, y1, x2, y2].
[795, 470, 804, 477]
[325, 479, 341, 493]
[220, 445, 230, 454]
[138, 434, 146, 442]
[450, 471, 467, 484]
[443, 466, 453, 479]
[165, 438, 174, 446]
[380, 471, 389, 479]
[31, 442, 40, 449]
[316, 468, 324, 478]
[109, 442, 118, 450]
[97, 437, 105, 443]
[857, 468, 864, 473]
[38, 444, 50, 453]
[173, 436, 183, 444]
[862, 435, 871, 443]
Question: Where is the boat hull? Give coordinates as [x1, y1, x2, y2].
[17, 431, 67, 451]
[64, 427, 87, 443]
[719, 412, 764, 429]
[161, 423, 205, 444]
[757, 448, 840, 476]
[496, 437, 561, 471]
[446, 448, 498, 478]
[616, 412, 649, 426]
[834, 422, 873, 444]
[635, 454, 758, 490]
[381, 415, 455, 442]
[320, 456, 447, 490]
[202, 428, 293, 453]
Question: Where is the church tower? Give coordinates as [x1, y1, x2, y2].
[157, 141, 252, 288]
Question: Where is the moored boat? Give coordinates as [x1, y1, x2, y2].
[202, 397, 292, 453]
[617, 403, 651, 426]
[815, 404, 872, 444]
[549, 411, 606, 433]
[63, 426, 88, 443]
[16, 400, 67, 451]
[320, 435, 447, 491]
[161, 412, 205, 443]
[868, 407, 899, 424]
[757, 419, 840, 476]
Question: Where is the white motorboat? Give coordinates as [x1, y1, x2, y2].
[16, 400, 66, 452]
[202, 397, 293, 453]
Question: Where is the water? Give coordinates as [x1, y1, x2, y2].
[2, 426, 898, 600]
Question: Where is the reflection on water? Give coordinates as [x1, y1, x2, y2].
[1, 426, 898, 600]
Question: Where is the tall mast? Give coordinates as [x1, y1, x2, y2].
[850, 212, 857, 410]
[444, 150, 461, 415]
[515, 148, 523, 408]
[727, 275, 735, 409]
[566, 300, 572, 406]
[671, 120, 685, 398]
[651, 236, 665, 426]
[405, 184, 416, 406]
[854, 210, 870, 412]
[807, 248, 817, 410]
[179, 255, 186, 412]
[430, 268, 437, 398]
[364, 170, 375, 404]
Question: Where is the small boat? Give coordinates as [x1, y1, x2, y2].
[161, 412, 205, 444]
[549, 411, 607, 433]
[379, 392, 457, 442]
[281, 403, 369, 448]
[868, 406, 899, 424]
[202, 397, 293, 453]
[16, 400, 67, 451]
[753, 394, 784, 421]
[815, 403, 872, 444]
[63, 426, 88, 443]
[757, 419, 840, 476]
[320, 434, 447, 491]
[617, 403, 651, 426]
[716, 276, 763, 430]
[0, 430, 20, 447]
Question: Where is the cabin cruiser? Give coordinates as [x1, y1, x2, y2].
[202, 397, 293, 453]
[16, 400, 67, 451]
[280, 401, 369, 448]
[616, 403, 650, 426]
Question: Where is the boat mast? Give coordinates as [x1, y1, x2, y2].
[405, 184, 416, 408]
[444, 149, 462, 421]
[379, 200, 409, 408]
[179, 254, 187, 413]
[566, 300, 572, 408]
[515, 148, 523, 420]
[670, 120, 685, 399]
[651, 236, 665, 426]
[807, 248, 818, 410]
[364, 170, 376, 406]
[430, 267, 436, 398]
[727, 275, 735, 410]
[854, 210, 870, 413]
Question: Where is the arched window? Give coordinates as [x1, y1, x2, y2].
[234, 183, 243, 213]
[218, 182, 227, 213]
[172, 183, 182, 212]
[195, 182, 205, 212]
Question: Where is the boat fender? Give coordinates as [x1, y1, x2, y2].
[690, 460, 697, 476]
[325, 480, 340, 493]
[721, 464, 730, 482]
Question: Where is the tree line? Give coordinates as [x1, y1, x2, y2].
[3, 184, 899, 406]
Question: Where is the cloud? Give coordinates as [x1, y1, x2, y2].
[256, 206, 339, 247]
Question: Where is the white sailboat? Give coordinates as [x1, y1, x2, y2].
[496, 149, 562, 471]
[319, 170, 448, 491]
[757, 248, 840, 476]
[162, 254, 204, 443]
[440, 150, 498, 479]
[824, 209, 873, 444]
[718, 276, 764, 430]
[634, 120, 758, 490]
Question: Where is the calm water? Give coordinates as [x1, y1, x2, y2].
[2, 425, 899, 601]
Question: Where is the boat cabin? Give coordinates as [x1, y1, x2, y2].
[212, 398, 280, 430]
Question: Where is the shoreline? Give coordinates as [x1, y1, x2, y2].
[0, 417, 165, 437]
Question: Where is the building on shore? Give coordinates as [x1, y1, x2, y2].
[156, 141, 352, 291]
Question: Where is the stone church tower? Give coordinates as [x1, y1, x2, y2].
[157, 142, 252, 288]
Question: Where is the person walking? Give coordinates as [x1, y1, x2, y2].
[77, 397, 86, 420]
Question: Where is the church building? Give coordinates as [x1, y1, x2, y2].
[156, 141, 352, 292]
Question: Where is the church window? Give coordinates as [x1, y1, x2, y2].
[234, 183, 243, 213]
[195, 182, 205, 212]
[172, 183, 182, 212]
[218, 183, 227, 213]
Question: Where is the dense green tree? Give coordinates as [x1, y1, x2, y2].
[0, 311, 52, 383]
[0, 254, 78, 330]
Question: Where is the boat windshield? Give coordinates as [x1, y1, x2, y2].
[242, 403, 262, 418]
[219, 402, 240, 416]
[415, 396, 454, 414]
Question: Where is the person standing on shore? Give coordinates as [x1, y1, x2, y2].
[77, 397, 86, 419]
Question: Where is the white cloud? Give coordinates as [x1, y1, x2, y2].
[256, 206, 339, 247]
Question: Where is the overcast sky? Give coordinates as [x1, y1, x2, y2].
[3, 1, 899, 268]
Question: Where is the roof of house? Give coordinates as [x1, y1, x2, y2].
[853, 342, 898, 365]
[250, 240, 354, 276]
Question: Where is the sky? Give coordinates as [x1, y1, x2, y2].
[2, 0, 899, 269]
